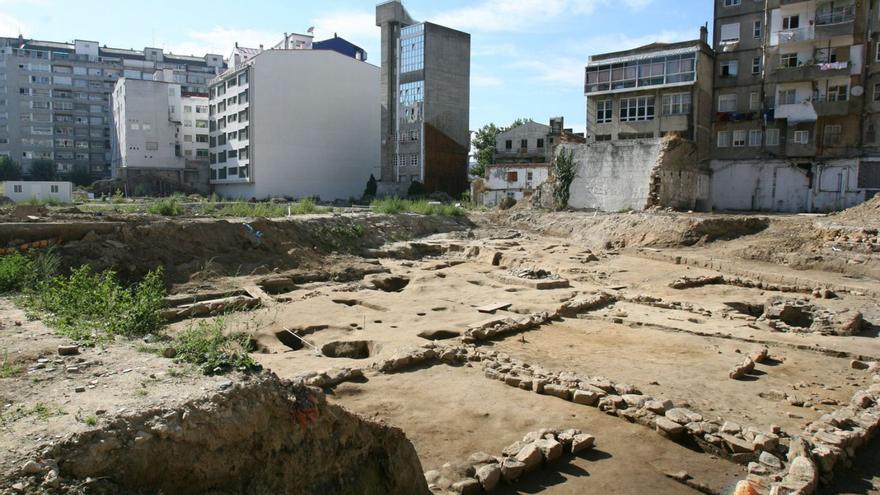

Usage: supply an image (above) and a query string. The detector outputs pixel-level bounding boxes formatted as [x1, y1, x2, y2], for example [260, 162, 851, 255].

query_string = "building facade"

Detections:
[0, 36, 224, 181]
[494, 121, 553, 165]
[207, 49, 379, 201]
[478, 163, 550, 207]
[585, 30, 716, 162]
[709, 0, 879, 211]
[110, 70, 210, 195]
[377, 0, 471, 197]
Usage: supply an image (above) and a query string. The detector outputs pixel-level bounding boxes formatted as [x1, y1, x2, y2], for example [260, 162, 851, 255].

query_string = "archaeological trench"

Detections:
[1, 199, 879, 495]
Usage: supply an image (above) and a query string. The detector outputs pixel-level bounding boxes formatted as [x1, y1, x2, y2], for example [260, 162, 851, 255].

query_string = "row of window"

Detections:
[502, 138, 545, 150]
[715, 126, 841, 148]
[19, 87, 110, 101]
[211, 72, 248, 99]
[717, 85, 848, 113]
[594, 93, 692, 124]
[210, 165, 249, 181]
[391, 154, 421, 168]
[585, 53, 697, 93]
[209, 146, 250, 165]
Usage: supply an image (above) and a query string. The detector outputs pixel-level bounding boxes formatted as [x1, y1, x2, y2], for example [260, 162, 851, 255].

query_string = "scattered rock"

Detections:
[515, 443, 543, 472]
[500, 459, 526, 482]
[851, 360, 870, 370]
[475, 464, 501, 492]
[570, 434, 595, 454]
[451, 478, 481, 495]
[57, 345, 80, 356]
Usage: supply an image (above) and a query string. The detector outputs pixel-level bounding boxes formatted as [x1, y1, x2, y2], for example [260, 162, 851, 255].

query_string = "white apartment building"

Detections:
[110, 70, 210, 193]
[207, 49, 379, 200]
[478, 163, 549, 207]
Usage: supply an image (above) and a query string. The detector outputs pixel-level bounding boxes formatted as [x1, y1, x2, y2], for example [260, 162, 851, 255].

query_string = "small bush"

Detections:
[205, 200, 328, 218]
[25, 266, 166, 344]
[111, 189, 125, 204]
[147, 198, 183, 216]
[1, 351, 22, 378]
[0, 250, 59, 294]
[172, 318, 261, 375]
[21, 197, 67, 207]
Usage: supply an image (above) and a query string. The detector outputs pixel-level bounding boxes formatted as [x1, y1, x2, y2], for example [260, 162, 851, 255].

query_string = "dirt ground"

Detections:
[1, 206, 879, 494]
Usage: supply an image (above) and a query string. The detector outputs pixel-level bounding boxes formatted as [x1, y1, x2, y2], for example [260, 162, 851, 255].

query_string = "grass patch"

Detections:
[24, 266, 166, 345]
[201, 199, 330, 218]
[370, 198, 465, 216]
[1, 351, 22, 378]
[21, 197, 69, 207]
[0, 402, 61, 425]
[172, 318, 261, 376]
[0, 250, 60, 294]
[146, 198, 183, 216]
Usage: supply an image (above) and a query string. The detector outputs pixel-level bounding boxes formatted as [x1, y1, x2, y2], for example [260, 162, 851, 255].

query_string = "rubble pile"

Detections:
[425, 428, 596, 494]
[760, 297, 864, 336]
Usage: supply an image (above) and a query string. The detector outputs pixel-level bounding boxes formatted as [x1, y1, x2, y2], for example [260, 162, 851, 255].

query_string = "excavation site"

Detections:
[1, 199, 879, 495]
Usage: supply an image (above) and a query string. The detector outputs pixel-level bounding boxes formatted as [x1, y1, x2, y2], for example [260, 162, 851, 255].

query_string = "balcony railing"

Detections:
[778, 27, 815, 44]
[815, 5, 855, 25]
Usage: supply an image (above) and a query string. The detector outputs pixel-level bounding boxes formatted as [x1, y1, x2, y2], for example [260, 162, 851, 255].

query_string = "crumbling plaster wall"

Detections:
[563, 137, 708, 212]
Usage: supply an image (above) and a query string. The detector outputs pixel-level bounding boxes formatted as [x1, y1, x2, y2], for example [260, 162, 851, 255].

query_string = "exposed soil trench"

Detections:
[2, 208, 880, 495]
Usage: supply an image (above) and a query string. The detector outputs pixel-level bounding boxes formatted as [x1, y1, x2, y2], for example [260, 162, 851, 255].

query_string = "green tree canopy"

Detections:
[29, 159, 57, 181]
[0, 156, 22, 181]
[69, 165, 93, 187]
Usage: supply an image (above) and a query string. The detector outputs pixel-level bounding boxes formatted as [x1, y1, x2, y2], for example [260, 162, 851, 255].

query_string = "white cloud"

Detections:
[472, 74, 503, 88]
[431, 0, 653, 33]
[161, 27, 282, 57]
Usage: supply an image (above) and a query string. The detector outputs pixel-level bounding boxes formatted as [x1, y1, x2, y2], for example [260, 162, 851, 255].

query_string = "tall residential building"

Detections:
[710, 0, 878, 211]
[584, 30, 716, 161]
[110, 70, 211, 195]
[376, 0, 471, 197]
[207, 48, 379, 200]
[0, 36, 224, 180]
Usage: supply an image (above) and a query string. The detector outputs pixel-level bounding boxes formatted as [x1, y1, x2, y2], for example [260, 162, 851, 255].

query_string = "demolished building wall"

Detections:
[709, 159, 868, 213]
[563, 136, 709, 212]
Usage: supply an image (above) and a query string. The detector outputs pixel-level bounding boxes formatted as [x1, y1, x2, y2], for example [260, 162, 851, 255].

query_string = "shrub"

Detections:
[553, 148, 577, 211]
[25, 266, 166, 344]
[0, 250, 58, 293]
[28, 159, 57, 181]
[363, 174, 378, 198]
[147, 198, 183, 216]
[0, 156, 22, 181]
[172, 318, 261, 375]
[407, 180, 426, 198]
[111, 189, 125, 204]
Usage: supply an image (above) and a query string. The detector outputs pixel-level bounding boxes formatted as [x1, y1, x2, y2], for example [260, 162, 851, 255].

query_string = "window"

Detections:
[782, 15, 800, 30]
[823, 125, 842, 146]
[778, 89, 797, 106]
[719, 94, 737, 112]
[748, 129, 762, 147]
[662, 93, 691, 115]
[183, 135, 193, 142]
[815, 48, 837, 64]
[753, 20, 762, 38]
[720, 23, 740, 43]
[527, 171, 534, 181]
[766, 128, 780, 146]
[717, 131, 732, 148]
[13, 184, 22, 193]
[520, 139, 528, 149]
[184, 105, 192, 113]
[733, 130, 747, 147]
[874, 83, 880, 102]
[50, 185, 59, 193]
[506, 171, 518, 182]
[723, 0, 741, 5]
[826, 85, 848, 102]
[752, 57, 761, 75]
[537, 138, 544, 148]
[238, 72, 248, 85]
[145, 142, 159, 151]
[619, 96, 655, 122]
[596, 99, 613, 124]
[780, 53, 799, 68]
[749, 92, 761, 111]
[793, 130, 810, 144]
[720, 60, 738, 77]
[400, 24, 425, 73]
[505, 140, 512, 150]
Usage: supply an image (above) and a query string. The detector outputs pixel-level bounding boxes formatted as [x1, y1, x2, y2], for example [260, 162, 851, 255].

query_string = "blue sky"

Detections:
[0, 0, 713, 133]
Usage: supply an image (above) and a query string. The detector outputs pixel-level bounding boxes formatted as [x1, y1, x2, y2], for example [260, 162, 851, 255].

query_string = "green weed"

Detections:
[0, 351, 22, 378]
[172, 318, 261, 376]
[370, 198, 464, 216]
[0, 250, 59, 294]
[147, 198, 183, 216]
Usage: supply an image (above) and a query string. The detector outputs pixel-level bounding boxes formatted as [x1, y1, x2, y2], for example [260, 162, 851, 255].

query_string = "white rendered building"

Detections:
[207, 49, 379, 200]
[0, 181, 72, 203]
[110, 70, 210, 193]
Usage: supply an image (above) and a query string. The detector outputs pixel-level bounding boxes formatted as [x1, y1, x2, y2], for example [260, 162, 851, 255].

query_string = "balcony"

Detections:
[771, 60, 850, 83]
[777, 27, 815, 45]
[812, 98, 849, 117]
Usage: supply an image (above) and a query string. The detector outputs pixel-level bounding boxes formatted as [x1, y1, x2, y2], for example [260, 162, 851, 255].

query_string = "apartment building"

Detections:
[110, 70, 210, 195]
[494, 121, 553, 165]
[0, 36, 225, 181]
[377, 0, 471, 197]
[709, 0, 878, 211]
[207, 49, 379, 200]
[585, 29, 716, 160]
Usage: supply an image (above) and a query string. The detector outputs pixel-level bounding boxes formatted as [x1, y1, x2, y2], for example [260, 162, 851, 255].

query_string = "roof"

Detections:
[487, 163, 550, 169]
[587, 44, 702, 67]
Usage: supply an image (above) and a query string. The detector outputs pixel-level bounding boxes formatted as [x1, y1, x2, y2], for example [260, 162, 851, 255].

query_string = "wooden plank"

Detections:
[477, 302, 513, 314]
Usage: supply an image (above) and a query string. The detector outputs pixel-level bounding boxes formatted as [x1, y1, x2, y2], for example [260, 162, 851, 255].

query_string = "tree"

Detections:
[68, 165, 93, 187]
[471, 118, 534, 179]
[0, 156, 22, 181]
[29, 159, 57, 181]
[363, 174, 378, 198]
[407, 180, 426, 198]
[553, 149, 577, 211]
[471, 123, 499, 179]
